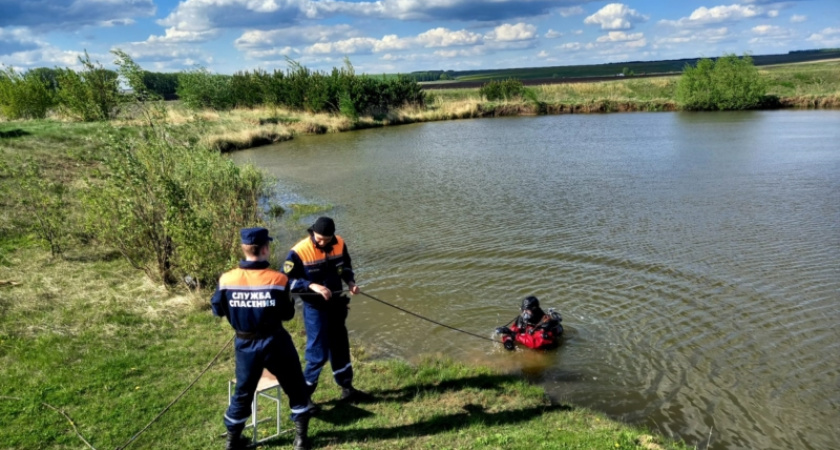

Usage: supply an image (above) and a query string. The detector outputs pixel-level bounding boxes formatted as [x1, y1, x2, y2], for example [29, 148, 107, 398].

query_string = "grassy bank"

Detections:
[0, 121, 692, 449]
[0, 247, 689, 450]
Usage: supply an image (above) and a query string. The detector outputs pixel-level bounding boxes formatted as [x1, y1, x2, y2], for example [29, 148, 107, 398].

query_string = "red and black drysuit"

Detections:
[501, 309, 564, 350]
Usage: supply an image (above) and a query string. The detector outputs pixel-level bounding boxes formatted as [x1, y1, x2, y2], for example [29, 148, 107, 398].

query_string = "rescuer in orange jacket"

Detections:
[211, 227, 313, 450]
[283, 217, 370, 405]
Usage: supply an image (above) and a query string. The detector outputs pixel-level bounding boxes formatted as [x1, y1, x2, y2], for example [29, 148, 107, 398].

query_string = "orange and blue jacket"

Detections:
[211, 260, 294, 333]
[283, 234, 355, 309]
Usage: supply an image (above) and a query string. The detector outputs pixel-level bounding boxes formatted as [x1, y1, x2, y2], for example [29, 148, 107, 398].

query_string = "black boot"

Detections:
[225, 429, 248, 450]
[293, 414, 311, 450]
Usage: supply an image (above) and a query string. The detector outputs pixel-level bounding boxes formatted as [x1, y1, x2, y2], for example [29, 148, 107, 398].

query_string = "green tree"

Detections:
[177, 68, 235, 110]
[677, 54, 766, 110]
[0, 66, 56, 119]
[55, 51, 121, 121]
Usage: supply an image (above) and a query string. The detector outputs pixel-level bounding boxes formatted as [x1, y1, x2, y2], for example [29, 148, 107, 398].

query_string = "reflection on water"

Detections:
[232, 110, 840, 450]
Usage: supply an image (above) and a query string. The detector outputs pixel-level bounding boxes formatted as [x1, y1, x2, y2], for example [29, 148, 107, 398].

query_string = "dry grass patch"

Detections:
[0, 247, 197, 340]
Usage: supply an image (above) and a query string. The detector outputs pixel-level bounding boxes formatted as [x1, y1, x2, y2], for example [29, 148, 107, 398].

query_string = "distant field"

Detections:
[416, 49, 840, 88]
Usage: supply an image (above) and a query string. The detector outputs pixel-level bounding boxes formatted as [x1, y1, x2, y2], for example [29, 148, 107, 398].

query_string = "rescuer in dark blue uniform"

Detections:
[211, 227, 313, 450]
[283, 217, 370, 405]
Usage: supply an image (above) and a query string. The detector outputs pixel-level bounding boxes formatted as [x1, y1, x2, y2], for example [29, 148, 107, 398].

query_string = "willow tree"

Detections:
[677, 54, 766, 111]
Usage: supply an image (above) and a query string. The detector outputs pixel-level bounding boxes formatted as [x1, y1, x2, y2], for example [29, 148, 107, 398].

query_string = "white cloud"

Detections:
[147, 27, 220, 44]
[596, 31, 643, 42]
[752, 25, 780, 35]
[537, 50, 549, 57]
[235, 25, 359, 50]
[485, 23, 537, 42]
[654, 27, 732, 46]
[748, 24, 795, 45]
[300, 26, 487, 56]
[306, 35, 411, 55]
[557, 42, 586, 52]
[558, 6, 584, 17]
[417, 27, 483, 47]
[545, 29, 563, 39]
[807, 27, 840, 47]
[433, 47, 486, 59]
[584, 3, 648, 30]
[790, 15, 806, 23]
[660, 4, 768, 27]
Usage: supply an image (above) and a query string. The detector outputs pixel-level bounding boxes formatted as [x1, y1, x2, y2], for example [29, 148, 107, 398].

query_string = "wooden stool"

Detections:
[228, 370, 283, 446]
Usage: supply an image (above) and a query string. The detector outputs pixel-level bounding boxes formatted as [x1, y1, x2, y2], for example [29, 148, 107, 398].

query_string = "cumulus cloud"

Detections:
[558, 6, 584, 17]
[0, 0, 155, 31]
[790, 14, 807, 23]
[654, 27, 732, 46]
[748, 24, 795, 45]
[320, 0, 592, 22]
[147, 27, 221, 44]
[596, 31, 644, 42]
[584, 3, 648, 30]
[557, 41, 587, 52]
[807, 27, 840, 47]
[433, 47, 486, 59]
[235, 25, 360, 50]
[0, 27, 40, 56]
[300, 26, 487, 57]
[117, 39, 214, 66]
[659, 4, 772, 27]
[545, 29, 563, 39]
[417, 27, 483, 47]
[485, 23, 537, 42]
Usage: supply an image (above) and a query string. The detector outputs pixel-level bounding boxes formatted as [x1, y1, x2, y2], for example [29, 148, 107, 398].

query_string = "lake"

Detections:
[231, 110, 840, 449]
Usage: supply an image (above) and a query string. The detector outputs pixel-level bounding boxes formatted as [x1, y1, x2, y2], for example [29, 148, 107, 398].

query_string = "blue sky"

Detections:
[1, 0, 839, 74]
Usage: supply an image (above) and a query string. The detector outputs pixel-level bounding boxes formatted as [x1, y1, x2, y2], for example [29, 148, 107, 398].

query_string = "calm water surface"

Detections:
[231, 111, 840, 450]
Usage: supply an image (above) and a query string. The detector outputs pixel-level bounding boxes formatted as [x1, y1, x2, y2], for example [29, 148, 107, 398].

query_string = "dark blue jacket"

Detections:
[211, 260, 294, 333]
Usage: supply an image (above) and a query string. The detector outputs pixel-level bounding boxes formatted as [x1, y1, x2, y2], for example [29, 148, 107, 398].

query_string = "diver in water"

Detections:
[496, 296, 563, 350]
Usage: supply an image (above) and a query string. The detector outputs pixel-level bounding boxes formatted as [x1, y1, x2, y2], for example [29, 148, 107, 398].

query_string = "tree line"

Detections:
[176, 59, 425, 117]
[0, 51, 425, 121]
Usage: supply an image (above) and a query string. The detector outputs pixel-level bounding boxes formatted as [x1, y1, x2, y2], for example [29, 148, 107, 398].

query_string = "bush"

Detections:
[174, 59, 425, 116]
[83, 123, 266, 288]
[677, 54, 767, 110]
[0, 66, 56, 119]
[480, 79, 525, 101]
[55, 51, 122, 121]
[4, 158, 69, 257]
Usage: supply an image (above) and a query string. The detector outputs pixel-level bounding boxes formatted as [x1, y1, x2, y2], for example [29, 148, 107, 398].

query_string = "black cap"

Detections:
[308, 216, 336, 236]
[240, 227, 273, 245]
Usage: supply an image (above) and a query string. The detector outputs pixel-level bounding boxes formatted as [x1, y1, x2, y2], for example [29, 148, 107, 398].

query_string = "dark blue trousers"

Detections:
[224, 331, 310, 433]
[302, 301, 353, 394]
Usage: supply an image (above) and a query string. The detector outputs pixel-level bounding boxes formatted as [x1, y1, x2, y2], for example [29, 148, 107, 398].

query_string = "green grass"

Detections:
[762, 60, 840, 97]
[0, 245, 689, 450]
